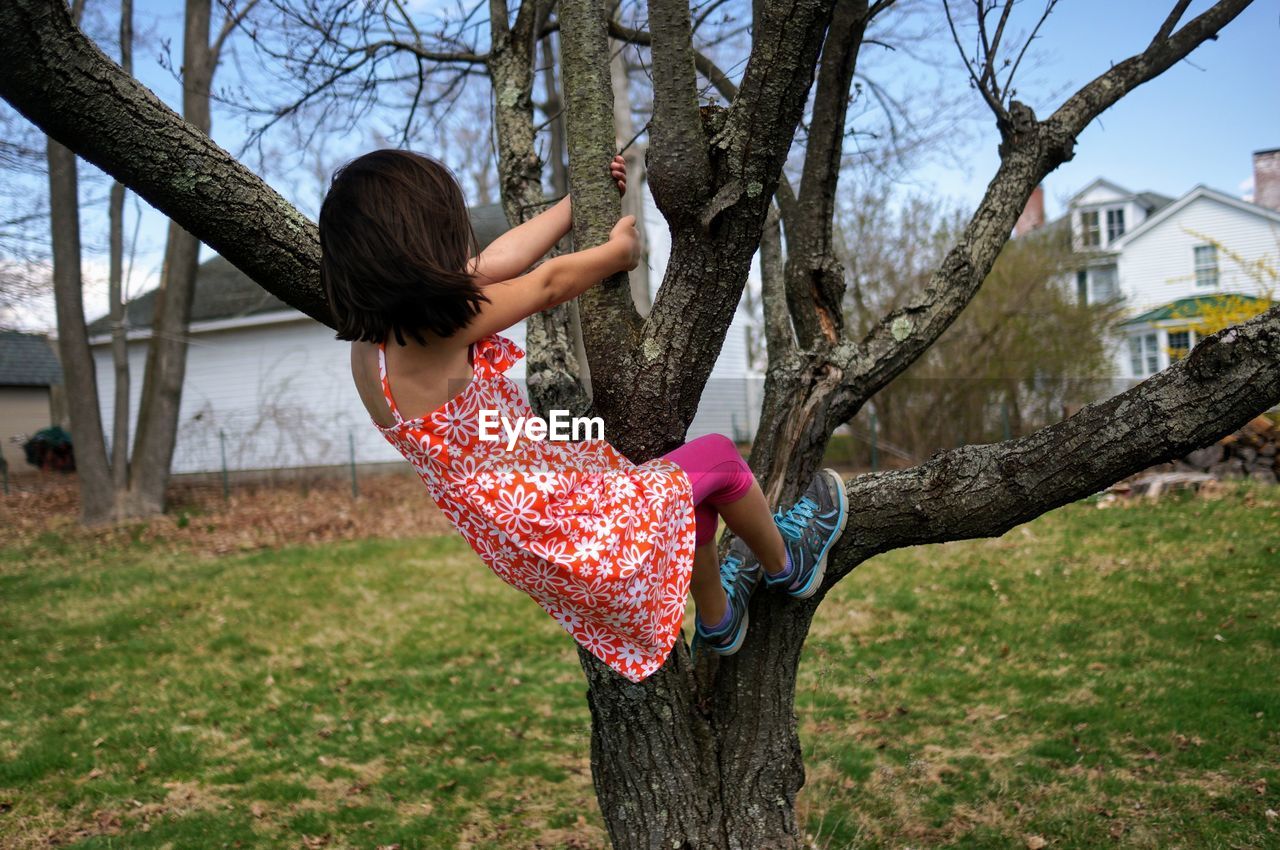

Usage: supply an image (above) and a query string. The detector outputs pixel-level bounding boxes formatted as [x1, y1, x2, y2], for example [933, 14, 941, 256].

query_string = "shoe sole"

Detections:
[698, 604, 749, 656]
[789, 468, 848, 600]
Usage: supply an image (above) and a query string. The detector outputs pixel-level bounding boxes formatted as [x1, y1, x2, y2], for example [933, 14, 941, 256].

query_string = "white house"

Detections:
[87, 202, 764, 476]
[1057, 149, 1279, 393]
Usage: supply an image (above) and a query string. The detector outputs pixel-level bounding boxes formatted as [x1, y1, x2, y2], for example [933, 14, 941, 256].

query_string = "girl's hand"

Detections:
[608, 215, 641, 271]
[610, 154, 627, 195]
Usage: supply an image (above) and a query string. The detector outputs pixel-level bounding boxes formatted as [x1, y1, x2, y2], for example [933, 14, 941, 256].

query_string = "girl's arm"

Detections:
[456, 215, 640, 344]
[468, 155, 628, 282]
[469, 196, 572, 284]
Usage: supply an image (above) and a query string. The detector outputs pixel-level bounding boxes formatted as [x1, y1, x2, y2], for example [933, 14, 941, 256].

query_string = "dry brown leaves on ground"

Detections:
[0, 471, 452, 554]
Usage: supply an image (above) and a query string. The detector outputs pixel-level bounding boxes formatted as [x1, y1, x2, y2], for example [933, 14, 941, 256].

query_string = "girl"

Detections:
[319, 148, 848, 683]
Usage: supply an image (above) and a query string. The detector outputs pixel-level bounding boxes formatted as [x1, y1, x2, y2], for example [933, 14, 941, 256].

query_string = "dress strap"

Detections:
[376, 340, 405, 425]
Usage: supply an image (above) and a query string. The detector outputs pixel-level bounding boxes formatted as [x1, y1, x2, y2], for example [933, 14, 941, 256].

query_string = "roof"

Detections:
[1135, 191, 1175, 213]
[1068, 178, 1133, 204]
[87, 202, 512, 335]
[0, 329, 61, 386]
[1111, 184, 1280, 249]
[1118, 293, 1268, 326]
[1068, 178, 1174, 213]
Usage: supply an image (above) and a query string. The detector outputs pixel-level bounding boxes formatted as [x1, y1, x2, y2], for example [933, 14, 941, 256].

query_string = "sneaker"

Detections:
[763, 468, 848, 599]
[693, 538, 763, 656]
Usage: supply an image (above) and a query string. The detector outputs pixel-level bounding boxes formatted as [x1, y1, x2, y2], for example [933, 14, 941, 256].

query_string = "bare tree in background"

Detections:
[838, 185, 1127, 459]
[35, 0, 257, 523]
[3, 0, 1275, 845]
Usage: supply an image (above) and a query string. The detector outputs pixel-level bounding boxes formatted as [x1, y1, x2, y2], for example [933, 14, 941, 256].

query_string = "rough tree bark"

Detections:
[2, 0, 1271, 846]
[487, 0, 593, 417]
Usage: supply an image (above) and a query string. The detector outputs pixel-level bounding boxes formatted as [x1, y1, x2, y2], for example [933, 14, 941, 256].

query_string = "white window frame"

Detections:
[1194, 244, 1219, 288]
[1105, 207, 1125, 243]
[1079, 209, 1101, 248]
[1127, 331, 1160, 378]
[1091, 265, 1119, 303]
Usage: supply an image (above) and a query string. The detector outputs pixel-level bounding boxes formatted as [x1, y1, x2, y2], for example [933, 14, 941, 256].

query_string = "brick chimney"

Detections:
[1254, 149, 1280, 211]
[1015, 184, 1045, 236]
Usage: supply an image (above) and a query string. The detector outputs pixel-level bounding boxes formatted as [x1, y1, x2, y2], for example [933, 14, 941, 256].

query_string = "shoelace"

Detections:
[774, 496, 818, 539]
[719, 552, 745, 596]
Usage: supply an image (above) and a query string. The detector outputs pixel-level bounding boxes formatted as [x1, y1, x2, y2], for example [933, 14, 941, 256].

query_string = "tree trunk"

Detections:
[488, 1, 592, 417]
[46, 138, 114, 523]
[43, 0, 114, 525]
[121, 0, 213, 517]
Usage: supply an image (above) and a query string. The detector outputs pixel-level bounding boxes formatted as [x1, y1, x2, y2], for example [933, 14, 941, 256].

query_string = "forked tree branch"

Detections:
[783, 0, 873, 348]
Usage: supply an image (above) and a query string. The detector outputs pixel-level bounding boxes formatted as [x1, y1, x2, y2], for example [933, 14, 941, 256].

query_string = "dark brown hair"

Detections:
[319, 149, 487, 346]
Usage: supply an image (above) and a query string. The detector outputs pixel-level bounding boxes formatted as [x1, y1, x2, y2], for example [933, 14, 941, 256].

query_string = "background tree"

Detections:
[841, 193, 1126, 459]
[2, 0, 1276, 846]
[37, 0, 258, 523]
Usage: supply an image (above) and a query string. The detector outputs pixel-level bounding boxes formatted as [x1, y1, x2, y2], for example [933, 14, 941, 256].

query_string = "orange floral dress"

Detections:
[373, 332, 697, 682]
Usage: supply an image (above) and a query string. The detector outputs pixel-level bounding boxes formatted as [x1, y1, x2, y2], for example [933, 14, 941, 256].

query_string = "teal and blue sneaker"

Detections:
[693, 539, 763, 656]
[763, 468, 848, 599]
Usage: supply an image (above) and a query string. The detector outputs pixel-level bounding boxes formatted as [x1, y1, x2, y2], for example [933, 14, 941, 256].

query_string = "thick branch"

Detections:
[784, 0, 870, 347]
[0, 0, 330, 325]
[644, 0, 713, 222]
[827, 304, 1280, 583]
[557, 0, 644, 399]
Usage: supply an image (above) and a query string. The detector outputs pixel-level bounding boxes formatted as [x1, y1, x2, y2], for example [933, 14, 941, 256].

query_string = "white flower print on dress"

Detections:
[573, 537, 605, 563]
[528, 467, 558, 494]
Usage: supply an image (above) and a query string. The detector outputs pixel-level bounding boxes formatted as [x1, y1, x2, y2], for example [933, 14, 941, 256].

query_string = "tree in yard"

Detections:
[3, 0, 1277, 846]
[39, 0, 258, 524]
[841, 195, 1128, 458]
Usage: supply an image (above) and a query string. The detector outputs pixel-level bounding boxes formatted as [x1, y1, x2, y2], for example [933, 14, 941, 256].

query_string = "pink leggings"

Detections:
[659, 433, 756, 547]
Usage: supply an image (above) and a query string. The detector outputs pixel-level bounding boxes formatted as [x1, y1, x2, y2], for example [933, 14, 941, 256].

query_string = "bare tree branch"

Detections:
[782, 0, 872, 348]
[557, 0, 645, 415]
[830, 0, 1255, 430]
[0, 0, 331, 324]
[827, 303, 1280, 584]
[1152, 0, 1194, 45]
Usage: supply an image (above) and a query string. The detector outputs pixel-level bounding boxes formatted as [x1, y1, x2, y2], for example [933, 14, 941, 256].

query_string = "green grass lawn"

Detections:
[1, 483, 1277, 849]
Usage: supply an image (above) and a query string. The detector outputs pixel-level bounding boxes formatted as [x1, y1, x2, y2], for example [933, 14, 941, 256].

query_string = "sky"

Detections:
[4, 0, 1277, 330]
[908, 1, 1280, 217]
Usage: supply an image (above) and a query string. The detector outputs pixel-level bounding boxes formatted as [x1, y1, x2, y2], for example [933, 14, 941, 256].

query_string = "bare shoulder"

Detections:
[350, 340, 394, 427]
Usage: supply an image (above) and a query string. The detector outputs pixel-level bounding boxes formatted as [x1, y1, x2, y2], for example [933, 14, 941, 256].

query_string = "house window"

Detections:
[1194, 244, 1218, 287]
[1092, 265, 1119, 302]
[1167, 330, 1192, 361]
[1076, 270, 1088, 304]
[1080, 210, 1100, 247]
[1106, 207, 1125, 242]
[1127, 332, 1160, 377]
